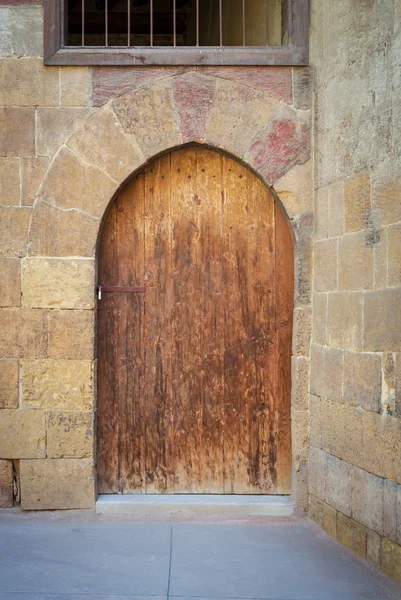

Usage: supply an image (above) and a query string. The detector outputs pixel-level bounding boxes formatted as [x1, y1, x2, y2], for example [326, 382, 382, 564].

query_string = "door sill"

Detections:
[96, 494, 295, 517]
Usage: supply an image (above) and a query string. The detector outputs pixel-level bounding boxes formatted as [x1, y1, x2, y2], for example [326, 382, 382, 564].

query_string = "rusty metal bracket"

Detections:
[96, 285, 146, 300]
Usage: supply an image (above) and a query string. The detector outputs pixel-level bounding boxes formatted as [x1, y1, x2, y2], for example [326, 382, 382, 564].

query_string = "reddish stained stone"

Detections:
[0, 0, 41, 4]
[92, 67, 189, 106]
[248, 118, 310, 184]
[173, 74, 216, 142]
[201, 66, 293, 104]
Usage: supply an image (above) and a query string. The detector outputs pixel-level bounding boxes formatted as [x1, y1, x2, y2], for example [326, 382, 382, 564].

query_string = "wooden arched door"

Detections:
[97, 146, 293, 495]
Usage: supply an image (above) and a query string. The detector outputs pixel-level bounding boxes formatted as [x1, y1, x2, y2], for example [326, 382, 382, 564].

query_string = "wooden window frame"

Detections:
[44, 0, 309, 66]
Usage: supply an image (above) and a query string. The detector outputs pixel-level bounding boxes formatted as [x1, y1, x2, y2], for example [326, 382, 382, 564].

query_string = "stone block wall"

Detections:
[0, 1, 312, 512]
[310, 0, 401, 584]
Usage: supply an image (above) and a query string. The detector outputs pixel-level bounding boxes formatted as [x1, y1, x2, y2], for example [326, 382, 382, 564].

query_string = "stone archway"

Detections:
[27, 72, 312, 509]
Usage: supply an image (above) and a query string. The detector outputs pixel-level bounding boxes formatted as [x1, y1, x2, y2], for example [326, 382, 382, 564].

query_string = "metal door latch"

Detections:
[96, 284, 146, 300]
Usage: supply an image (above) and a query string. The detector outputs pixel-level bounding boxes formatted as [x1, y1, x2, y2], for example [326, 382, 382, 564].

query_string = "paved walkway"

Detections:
[0, 517, 400, 600]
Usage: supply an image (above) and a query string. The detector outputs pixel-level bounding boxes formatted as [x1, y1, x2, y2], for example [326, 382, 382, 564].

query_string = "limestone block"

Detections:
[22, 258, 95, 310]
[293, 212, 313, 307]
[67, 105, 145, 183]
[291, 357, 309, 411]
[0, 207, 30, 258]
[337, 513, 367, 559]
[381, 538, 401, 584]
[344, 173, 371, 233]
[314, 188, 329, 240]
[0, 460, 13, 508]
[36, 108, 94, 158]
[60, 67, 92, 107]
[327, 292, 363, 351]
[113, 79, 182, 158]
[320, 399, 364, 468]
[0, 59, 58, 107]
[352, 467, 384, 534]
[206, 78, 277, 159]
[314, 238, 338, 292]
[0, 259, 21, 307]
[343, 351, 381, 413]
[274, 161, 313, 219]
[339, 232, 374, 290]
[373, 178, 401, 226]
[310, 344, 342, 401]
[381, 353, 397, 417]
[309, 447, 327, 500]
[21, 158, 50, 206]
[21, 360, 94, 411]
[245, 107, 310, 185]
[326, 454, 353, 517]
[37, 147, 116, 220]
[309, 394, 322, 449]
[374, 230, 388, 289]
[312, 293, 327, 346]
[20, 458, 95, 510]
[383, 479, 398, 544]
[28, 202, 99, 258]
[292, 307, 312, 357]
[0, 308, 48, 359]
[0, 6, 43, 57]
[46, 412, 94, 459]
[364, 289, 401, 352]
[366, 530, 381, 569]
[49, 310, 94, 360]
[388, 224, 401, 287]
[0, 410, 45, 459]
[328, 182, 344, 237]
[173, 73, 216, 143]
[0, 158, 20, 206]
[202, 67, 293, 103]
[309, 495, 337, 538]
[0, 360, 19, 409]
[293, 67, 311, 110]
[0, 108, 35, 157]
[291, 410, 309, 473]
[362, 411, 401, 484]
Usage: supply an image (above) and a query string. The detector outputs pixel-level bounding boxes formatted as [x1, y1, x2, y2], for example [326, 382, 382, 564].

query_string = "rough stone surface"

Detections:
[314, 238, 338, 292]
[206, 78, 276, 159]
[37, 147, 116, 219]
[46, 412, 94, 459]
[0, 108, 35, 157]
[364, 289, 401, 352]
[308, 447, 327, 500]
[327, 182, 344, 237]
[29, 201, 100, 258]
[314, 188, 328, 240]
[0, 258, 20, 307]
[49, 310, 94, 360]
[274, 161, 312, 219]
[338, 232, 374, 290]
[309, 495, 337, 538]
[310, 345, 342, 401]
[381, 538, 401, 585]
[320, 399, 364, 469]
[60, 67, 92, 107]
[388, 224, 401, 287]
[0, 5, 42, 57]
[21, 157, 50, 206]
[36, 108, 94, 158]
[22, 258, 95, 309]
[21, 360, 94, 411]
[66, 105, 145, 183]
[366, 530, 381, 569]
[0, 308, 47, 359]
[327, 292, 363, 351]
[361, 411, 401, 485]
[336, 513, 367, 560]
[351, 468, 384, 535]
[326, 454, 352, 517]
[0, 158, 20, 206]
[113, 79, 182, 158]
[343, 351, 381, 413]
[0, 59, 58, 107]
[291, 357, 309, 411]
[0, 207, 30, 258]
[311, 293, 327, 346]
[20, 458, 95, 510]
[0, 459, 13, 508]
[344, 173, 371, 233]
[0, 410, 45, 459]
[0, 360, 19, 409]
[292, 307, 312, 358]
[203, 67, 293, 103]
[173, 73, 216, 143]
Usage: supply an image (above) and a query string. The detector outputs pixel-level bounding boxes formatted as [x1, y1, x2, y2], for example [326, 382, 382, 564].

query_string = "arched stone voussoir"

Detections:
[66, 104, 145, 184]
[112, 77, 183, 159]
[35, 146, 117, 220]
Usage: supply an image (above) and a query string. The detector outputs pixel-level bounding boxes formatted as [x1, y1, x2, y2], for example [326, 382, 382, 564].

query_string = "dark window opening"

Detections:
[65, 0, 289, 48]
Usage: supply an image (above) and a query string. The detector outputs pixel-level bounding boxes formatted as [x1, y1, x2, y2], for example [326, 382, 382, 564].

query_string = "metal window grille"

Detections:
[44, 0, 309, 66]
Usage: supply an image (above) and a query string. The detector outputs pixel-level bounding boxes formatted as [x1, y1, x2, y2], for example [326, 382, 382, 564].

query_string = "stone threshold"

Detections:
[96, 494, 295, 517]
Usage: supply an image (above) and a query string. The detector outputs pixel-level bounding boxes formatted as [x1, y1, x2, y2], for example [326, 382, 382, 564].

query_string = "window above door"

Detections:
[44, 0, 309, 66]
